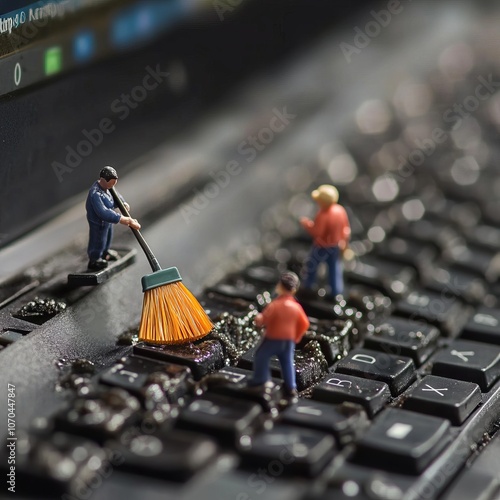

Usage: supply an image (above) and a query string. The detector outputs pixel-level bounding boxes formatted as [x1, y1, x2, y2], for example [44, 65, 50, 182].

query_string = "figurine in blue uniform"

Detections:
[86, 166, 140, 270]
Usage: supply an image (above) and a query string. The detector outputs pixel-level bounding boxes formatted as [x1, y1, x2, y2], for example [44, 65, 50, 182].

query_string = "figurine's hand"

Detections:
[300, 217, 312, 228]
[128, 218, 141, 230]
[120, 216, 141, 230]
[124, 202, 130, 211]
[254, 313, 264, 327]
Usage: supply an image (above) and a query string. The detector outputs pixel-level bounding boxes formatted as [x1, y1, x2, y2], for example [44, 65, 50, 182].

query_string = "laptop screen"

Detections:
[0, 0, 207, 97]
[0, 0, 369, 249]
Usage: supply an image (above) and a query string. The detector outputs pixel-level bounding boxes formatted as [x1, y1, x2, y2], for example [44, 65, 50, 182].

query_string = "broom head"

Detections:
[138, 267, 213, 345]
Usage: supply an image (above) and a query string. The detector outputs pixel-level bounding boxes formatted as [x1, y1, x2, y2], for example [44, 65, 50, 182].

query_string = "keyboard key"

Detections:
[240, 425, 336, 477]
[296, 293, 340, 320]
[300, 319, 355, 365]
[465, 224, 500, 252]
[182, 469, 308, 500]
[199, 293, 253, 318]
[238, 344, 282, 376]
[243, 265, 280, 285]
[296, 339, 331, 389]
[238, 342, 328, 391]
[206, 281, 261, 302]
[100, 358, 154, 393]
[281, 400, 368, 447]
[461, 307, 500, 345]
[426, 265, 488, 305]
[325, 465, 409, 500]
[353, 408, 451, 474]
[395, 289, 470, 337]
[176, 393, 262, 444]
[90, 473, 181, 500]
[0, 329, 27, 346]
[345, 256, 416, 298]
[203, 366, 282, 412]
[108, 430, 218, 481]
[346, 285, 392, 318]
[143, 363, 193, 404]
[431, 340, 500, 391]
[100, 356, 192, 404]
[425, 198, 480, 231]
[445, 242, 500, 282]
[365, 317, 439, 366]
[13, 432, 109, 496]
[403, 375, 481, 425]
[375, 236, 438, 282]
[134, 340, 224, 380]
[54, 388, 141, 442]
[394, 217, 459, 252]
[335, 348, 416, 396]
[312, 373, 391, 418]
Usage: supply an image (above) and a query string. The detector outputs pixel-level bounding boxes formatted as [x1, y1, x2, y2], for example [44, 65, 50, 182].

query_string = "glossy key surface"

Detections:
[403, 375, 481, 425]
[353, 408, 451, 474]
[431, 340, 500, 391]
[335, 348, 416, 396]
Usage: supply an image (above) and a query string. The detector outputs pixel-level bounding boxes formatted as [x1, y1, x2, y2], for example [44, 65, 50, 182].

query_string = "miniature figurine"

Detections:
[300, 184, 351, 296]
[86, 166, 140, 270]
[249, 271, 310, 401]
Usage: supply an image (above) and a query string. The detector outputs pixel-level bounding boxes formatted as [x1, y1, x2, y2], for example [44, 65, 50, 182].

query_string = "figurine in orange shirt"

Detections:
[300, 184, 351, 296]
[249, 272, 310, 401]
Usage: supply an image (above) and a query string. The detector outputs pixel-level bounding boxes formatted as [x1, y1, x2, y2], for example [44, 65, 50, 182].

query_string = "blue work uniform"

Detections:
[86, 181, 122, 262]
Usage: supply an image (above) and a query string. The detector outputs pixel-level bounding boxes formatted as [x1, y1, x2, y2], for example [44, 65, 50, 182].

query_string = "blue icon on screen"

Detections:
[74, 31, 96, 63]
[111, 0, 186, 49]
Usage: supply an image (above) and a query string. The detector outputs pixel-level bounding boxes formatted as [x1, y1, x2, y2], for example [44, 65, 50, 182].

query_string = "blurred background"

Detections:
[1, 0, 500, 281]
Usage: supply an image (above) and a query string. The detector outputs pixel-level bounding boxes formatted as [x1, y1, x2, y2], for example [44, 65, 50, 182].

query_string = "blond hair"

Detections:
[311, 185, 339, 205]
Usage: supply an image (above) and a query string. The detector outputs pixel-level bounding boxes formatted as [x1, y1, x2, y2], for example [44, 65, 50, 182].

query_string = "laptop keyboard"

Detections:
[3, 12, 500, 500]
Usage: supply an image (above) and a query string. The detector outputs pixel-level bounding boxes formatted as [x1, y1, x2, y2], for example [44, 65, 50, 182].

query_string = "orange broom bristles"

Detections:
[138, 281, 213, 345]
[109, 187, 213, 345]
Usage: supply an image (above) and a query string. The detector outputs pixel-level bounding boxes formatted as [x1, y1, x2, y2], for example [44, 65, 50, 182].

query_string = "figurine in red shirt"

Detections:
[300, 184, 351, 296]
[249, 272, 310, 401]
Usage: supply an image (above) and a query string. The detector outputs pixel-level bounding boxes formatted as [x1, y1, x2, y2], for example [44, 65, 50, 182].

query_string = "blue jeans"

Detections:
[87, 221, 113, 261]
[303, 245, 343, 296]
[250, 338, 296, 391]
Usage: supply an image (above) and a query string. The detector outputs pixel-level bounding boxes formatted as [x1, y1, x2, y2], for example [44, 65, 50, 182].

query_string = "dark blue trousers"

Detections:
[303, 245, 343, 295]
[250, 338, 296, 391]
[87, 221, 113, 261]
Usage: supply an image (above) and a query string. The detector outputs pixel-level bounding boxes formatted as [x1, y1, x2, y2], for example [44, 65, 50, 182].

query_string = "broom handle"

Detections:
[110, 187, 162, 273]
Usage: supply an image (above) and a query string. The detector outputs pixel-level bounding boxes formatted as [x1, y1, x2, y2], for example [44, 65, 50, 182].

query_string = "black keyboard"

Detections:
[2, 5, 500, 500]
